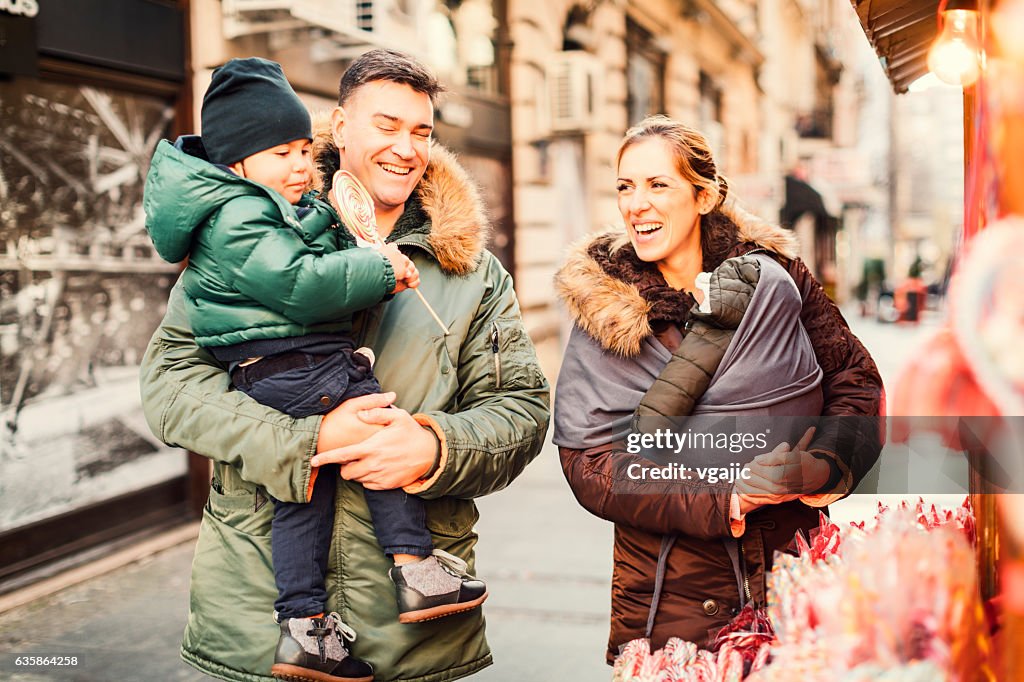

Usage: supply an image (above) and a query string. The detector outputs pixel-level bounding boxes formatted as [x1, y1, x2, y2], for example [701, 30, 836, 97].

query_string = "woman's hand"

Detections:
[734, 427, 826, 509]
[316, 392, 397, 454]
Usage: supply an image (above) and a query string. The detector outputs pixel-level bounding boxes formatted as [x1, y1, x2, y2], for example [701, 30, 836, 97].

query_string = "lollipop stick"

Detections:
[412, 287, 450, 335]
[332, 170, 450, 335]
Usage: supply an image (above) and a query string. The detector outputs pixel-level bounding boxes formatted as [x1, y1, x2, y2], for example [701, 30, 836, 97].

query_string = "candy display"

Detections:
[612, 499, 992, 681]
[708, 604, 775, 668]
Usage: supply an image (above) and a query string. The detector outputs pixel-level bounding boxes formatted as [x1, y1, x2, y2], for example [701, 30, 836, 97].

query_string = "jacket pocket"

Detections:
[206, 482, 274, 537]
[424, 497, 480, 539]
[489, 317, 544, 390]
[184, 497, 278, 674]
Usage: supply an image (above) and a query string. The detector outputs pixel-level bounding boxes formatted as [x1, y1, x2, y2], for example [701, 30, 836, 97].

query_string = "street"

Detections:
[0, 307, 963, 681]
[830, 307, 967, 524]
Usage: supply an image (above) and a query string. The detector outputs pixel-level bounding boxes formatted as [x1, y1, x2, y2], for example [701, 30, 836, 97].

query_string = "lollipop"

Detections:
[332, 170, 381, 247]
[331, 170, 450, 335]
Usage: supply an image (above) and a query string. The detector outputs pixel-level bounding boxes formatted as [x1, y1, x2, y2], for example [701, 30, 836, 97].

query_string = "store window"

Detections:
[626, 19, 666, 126]
[0, 77, 179, 535]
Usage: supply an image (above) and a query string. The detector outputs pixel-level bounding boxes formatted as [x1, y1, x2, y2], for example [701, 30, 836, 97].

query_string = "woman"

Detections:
[553, 116, 882, 662]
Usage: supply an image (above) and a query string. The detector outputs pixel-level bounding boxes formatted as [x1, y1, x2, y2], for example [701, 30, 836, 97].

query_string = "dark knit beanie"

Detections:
[201, 57, 312, 165]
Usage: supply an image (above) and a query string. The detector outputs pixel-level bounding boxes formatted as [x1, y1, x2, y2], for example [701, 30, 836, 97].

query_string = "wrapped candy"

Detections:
[612, 638, 757, 682]
[792, 512, 843, 562]
[708, 603, 774, 667]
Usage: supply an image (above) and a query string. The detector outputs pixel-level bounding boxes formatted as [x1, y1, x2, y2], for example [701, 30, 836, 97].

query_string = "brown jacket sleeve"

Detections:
[558, 443, 736, 539]
[787, 258, 884, 487]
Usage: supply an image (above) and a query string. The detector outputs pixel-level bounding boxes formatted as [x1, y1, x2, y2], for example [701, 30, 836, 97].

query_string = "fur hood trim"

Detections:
[554, 202, 799, 357]
[311, 111, 490, 275]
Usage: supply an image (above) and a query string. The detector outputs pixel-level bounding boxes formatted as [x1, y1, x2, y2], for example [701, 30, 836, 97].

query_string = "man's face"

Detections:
[332, 80, 433, 223]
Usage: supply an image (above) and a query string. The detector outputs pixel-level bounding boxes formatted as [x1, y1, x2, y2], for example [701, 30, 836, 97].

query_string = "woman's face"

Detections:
[616, 138, 708, 267]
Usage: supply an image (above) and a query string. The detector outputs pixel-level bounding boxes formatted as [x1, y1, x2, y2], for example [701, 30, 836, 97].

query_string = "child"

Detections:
[143, 58, 486, 682]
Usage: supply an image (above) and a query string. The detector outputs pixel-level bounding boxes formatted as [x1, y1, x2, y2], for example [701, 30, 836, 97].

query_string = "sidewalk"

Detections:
[0, 534, 205, 681]
[471, 444, 613, 681]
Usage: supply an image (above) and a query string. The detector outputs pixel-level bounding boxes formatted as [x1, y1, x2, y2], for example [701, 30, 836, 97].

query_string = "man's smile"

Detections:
[379, 162, 412, 175]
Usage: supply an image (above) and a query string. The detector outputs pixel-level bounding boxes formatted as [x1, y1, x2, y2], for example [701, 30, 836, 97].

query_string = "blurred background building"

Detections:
[0, 0, 963, 589]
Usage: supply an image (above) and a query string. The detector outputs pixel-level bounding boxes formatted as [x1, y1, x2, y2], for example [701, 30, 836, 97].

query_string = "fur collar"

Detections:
[554, 203, 799, 357]
[311, 112, 489, 275]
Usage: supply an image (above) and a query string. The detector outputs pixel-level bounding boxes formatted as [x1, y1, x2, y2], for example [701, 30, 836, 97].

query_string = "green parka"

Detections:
[139, 142, 550, 682]
[144, 136, 396, 349]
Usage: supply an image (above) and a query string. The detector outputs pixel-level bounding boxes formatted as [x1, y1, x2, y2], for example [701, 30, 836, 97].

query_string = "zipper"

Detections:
[391, 236, 431, 254]
[739, 538, 752, 604]
[490, 321, 501, 389]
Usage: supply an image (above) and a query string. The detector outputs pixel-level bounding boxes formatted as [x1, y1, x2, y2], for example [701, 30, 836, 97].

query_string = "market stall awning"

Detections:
[850, 0, 941, 93]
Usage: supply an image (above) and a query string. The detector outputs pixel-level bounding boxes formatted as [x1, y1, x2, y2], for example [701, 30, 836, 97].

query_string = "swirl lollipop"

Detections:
[333, 170, 381, 247]
[330, 170, 450, 335]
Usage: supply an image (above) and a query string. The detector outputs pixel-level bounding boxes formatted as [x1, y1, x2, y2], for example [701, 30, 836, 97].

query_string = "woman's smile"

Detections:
[632, 221, 664, 240]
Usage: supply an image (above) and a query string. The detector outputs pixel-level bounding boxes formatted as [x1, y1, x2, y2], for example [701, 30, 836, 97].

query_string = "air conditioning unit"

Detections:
[548, 52, 602, 133]
[289, 0, 397, 36]
[222, 0, 304, 39]
[226, 0, 425, 54]
[290, 0, 358, 34]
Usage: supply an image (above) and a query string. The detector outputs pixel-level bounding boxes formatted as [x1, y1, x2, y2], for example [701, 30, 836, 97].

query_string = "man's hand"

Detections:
[734, 427, 825, 511]
[311, 405, 438, 490]
[316, 392, 396, 454]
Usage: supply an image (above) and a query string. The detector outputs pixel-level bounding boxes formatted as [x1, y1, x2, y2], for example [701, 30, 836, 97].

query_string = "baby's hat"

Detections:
[201, 57, 311, 165]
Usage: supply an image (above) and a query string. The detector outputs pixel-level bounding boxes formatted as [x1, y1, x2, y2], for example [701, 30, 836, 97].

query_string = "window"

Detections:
[626, 20, 665, 126]
[699, 70, 726, 159]
[0, 77, 180, 535]
[698, 70, 723, 127]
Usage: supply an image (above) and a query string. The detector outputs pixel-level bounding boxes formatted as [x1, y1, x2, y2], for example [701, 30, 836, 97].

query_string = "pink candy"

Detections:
[612, 497, 990, 681]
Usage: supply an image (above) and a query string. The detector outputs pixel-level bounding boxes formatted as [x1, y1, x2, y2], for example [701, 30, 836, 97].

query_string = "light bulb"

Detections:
[927, 8, 981, 87]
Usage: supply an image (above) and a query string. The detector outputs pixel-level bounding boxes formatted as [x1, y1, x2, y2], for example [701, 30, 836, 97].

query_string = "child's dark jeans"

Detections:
[231, 344, 433, 620]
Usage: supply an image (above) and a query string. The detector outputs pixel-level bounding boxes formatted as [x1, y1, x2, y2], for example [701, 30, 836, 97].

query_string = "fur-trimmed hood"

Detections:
[311, 112, 490, 276]
[554, 203, 799, 357]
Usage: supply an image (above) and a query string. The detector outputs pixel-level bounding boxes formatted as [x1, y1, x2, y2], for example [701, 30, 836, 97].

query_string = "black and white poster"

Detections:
[0, 78, 183, 532]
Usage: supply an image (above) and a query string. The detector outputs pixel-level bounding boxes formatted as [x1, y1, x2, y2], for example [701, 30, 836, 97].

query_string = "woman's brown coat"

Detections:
[553, 206, 883, 662]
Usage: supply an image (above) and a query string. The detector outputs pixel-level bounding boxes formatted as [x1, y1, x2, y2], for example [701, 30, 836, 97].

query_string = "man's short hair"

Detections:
[339, 49, 444, 106]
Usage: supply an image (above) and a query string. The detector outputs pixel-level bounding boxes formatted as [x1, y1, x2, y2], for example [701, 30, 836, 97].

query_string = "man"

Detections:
[139, 49, 550, 682]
